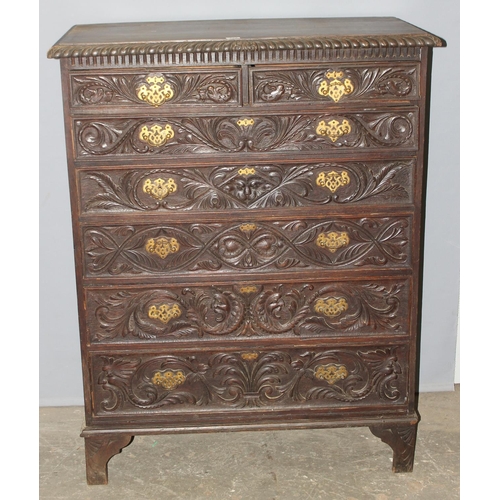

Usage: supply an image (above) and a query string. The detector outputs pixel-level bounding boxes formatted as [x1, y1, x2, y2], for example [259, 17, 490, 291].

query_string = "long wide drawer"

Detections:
[90, 343, 410, 418]
[78, 159, 415, 215]
[85, 277, 410, 344]
[73, 109, 418, 160]
[82, 215, 411, 278]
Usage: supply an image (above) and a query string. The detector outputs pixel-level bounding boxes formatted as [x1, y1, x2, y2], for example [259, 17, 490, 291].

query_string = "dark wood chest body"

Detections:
[48, 17, 444, 485]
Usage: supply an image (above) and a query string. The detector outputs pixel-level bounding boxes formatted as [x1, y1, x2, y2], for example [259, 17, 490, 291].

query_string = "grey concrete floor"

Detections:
[40, 386, 459, 499]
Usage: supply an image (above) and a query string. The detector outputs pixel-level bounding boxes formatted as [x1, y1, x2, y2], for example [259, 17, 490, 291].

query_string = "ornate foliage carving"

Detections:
[74, 111, 416, 158]
[253, 65, 418, 103]
[81, 161, 412, 213]
[71, 71, 239, 106]
[83, 217, 409, 276]
[88, 280, 408, 341]
[94, 347, 407, 413]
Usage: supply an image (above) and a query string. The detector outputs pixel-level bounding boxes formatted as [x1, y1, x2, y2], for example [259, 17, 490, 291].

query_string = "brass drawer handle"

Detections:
[143, 178, 177, 201]
[314, 297, 348, 317]
[145, 237, 180, 259]
[316, 119, 351, 143]
[136, 74, 174, 106]
[139, 123, 175, 147]
[318, 70, 354, 102]
[315, 231, 350, 253]
[148, 303, 182, 324]
[151, 370, 186, 390]
[316, 170, 350, 193]
[314, 364, 349, 385]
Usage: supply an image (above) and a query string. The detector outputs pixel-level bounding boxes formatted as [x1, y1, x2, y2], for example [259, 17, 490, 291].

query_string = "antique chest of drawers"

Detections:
[48, 17, 444, 484]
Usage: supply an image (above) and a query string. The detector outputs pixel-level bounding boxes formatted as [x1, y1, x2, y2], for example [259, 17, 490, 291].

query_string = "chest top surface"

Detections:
[47, 17, 444, 59]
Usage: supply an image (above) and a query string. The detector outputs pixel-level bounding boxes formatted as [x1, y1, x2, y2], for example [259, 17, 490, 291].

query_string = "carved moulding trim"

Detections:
[48, 34, 443, 65]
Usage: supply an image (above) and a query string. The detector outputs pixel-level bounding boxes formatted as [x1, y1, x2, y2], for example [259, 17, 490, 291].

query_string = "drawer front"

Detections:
[251, 63, 419, 105]
[79, 159, 414, 214]
[85, 278, 410, 344]
[73, 110, 417, 159]
[70, 68, 241, 108]
[82, 216, 411, 278]
[91, 344, 409, 417]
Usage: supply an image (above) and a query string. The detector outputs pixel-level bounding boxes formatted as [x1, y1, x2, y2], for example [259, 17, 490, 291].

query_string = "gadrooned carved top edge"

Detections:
[47, 35, 444, 59]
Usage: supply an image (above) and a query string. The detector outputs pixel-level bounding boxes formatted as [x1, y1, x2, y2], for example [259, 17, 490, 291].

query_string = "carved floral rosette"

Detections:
[93, 346, 407, 414]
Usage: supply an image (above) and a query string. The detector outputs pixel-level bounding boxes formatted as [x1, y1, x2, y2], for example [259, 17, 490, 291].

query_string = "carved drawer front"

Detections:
[69, 68, 241, 108]
[82, 216, 411, 278]
[79, 159, 415, 214]
[73, 110, 417, 160]
[85, 278, 410, 344]
[250, 63, 419, 105]
[91, 344, 409, 417]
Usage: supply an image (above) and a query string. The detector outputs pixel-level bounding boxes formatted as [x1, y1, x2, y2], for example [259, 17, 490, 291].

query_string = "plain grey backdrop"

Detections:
[39, 0, 459, 406]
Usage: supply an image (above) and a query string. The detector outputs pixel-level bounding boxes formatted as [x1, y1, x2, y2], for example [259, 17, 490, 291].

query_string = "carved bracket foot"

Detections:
[369, 423, 417, 472]
[84, 434, 133, 485]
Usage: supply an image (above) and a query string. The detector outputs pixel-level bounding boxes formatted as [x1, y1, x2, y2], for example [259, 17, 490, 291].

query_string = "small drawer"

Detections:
[85, 277, 410, 344]
[90, 343, 409, 417]
[82, 216, 411, 278]
[69, 67, 242, 108]
[250, 63, 419, 106]
[79, 159, 415, 215]
[73, 109, 418, 160]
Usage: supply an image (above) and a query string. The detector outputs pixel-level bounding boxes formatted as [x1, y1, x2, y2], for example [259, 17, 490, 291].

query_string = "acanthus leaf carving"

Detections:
[90, 280, 407, 342]
[82, 161, 411, 214]
[75, 112, 416, 158]
[253, 66, 417, 103]
[83, 217, 409, 277]
[94, 347, 406, 412]
[72, 72, 238, 106]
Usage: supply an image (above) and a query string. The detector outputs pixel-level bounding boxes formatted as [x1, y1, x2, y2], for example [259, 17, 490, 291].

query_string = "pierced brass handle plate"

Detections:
[143, 178, 177, 201]
[145, 237, 180, 259]
[318, 71, 354, 102]
[316, 170, 350, 194]
[148, 304, 182, 324]
[316, 119, 351, 143]
[151, 370, 186, 390]
[316, 231, 350, 253]
[314, 364, 349, 385]
[139, 124, 175, 147]
[314, 297, 348, 317]
[136, 74, 174, 106]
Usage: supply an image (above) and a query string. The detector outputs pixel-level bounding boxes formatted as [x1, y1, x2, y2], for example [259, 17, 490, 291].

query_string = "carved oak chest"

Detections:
[48, 17, 444, 484]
